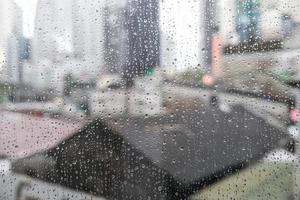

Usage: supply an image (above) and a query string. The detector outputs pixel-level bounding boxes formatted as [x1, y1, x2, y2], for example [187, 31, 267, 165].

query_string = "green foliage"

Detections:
[0, 82, 13, 103]
[177, 68, 205, 82]
[191, 161, 294, 200]
[271, 71, 294, 83]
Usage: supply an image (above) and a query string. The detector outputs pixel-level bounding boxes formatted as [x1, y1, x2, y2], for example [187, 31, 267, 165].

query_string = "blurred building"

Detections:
[260, 0, 300, 41]
[125, 0, 160, 78]
[217, 0, 300, 46]
[103, 0, 161, 81]
[0, 0, 23, 83]
[72, 0, 105, 69]
[33, 0, 83, 62]
[160, 0, 206, 73]
[103, 0, 128, 74]
[29, 0, 162, 91]
[28, 0, 106, 91]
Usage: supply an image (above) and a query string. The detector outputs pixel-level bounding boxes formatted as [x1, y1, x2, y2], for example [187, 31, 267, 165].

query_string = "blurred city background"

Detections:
[0, 0, 300, 199]
[0, 0, 299, 99]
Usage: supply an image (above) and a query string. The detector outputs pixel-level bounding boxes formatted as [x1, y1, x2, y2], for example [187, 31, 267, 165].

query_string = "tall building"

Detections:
[72, 0, 105, 67]
[0, 0, 23, 83]
[33, 0, 73, 63]
[33, 0, 105, 67]
[103, 0, 128, 74]
[102, 0, 161, 78]
[125, 0, 160, 78]
[31, 0, 161, 88]
[159, 0, 205, 72]
[29, 0, 106, 91]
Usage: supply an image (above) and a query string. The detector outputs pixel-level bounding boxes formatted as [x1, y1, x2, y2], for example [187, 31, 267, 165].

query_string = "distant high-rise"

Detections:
[125, 0, 160, 78]
[103, 0, 128, 74]
[0, 0, 22, 53]
[72, 0, 105, 65]
[104, 0, 160, 78]
[159, 0, 204, 72]
[33, 0, 105, 64]
[33, 0, 74, 63]
[0, 0, 23, 83]
[29, 0, 106, 90]
[31, 0, 161, 88]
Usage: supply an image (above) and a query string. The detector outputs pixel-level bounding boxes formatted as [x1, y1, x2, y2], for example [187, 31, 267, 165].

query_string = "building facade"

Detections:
[30, 0, 162, 90]
[28, 0, 106, 91]
[159, 0, 205, 73]
[217, 0, 300, 46]
[0, 0, 23, 83]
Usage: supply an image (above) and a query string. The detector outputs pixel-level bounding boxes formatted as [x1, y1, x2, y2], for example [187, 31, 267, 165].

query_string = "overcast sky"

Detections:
[14, 0, 38, 37]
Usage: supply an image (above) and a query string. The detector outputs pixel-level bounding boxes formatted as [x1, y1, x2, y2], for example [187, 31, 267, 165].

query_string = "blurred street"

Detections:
[0, 83, 295, 199]
[0, 82, 292, 159]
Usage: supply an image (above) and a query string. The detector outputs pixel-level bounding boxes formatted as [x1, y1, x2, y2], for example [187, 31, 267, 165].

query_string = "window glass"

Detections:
[0, 0, 299, 199]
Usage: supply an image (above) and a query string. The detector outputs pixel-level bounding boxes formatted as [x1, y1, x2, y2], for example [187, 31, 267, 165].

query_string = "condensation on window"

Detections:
[0, 0, 300, 199]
